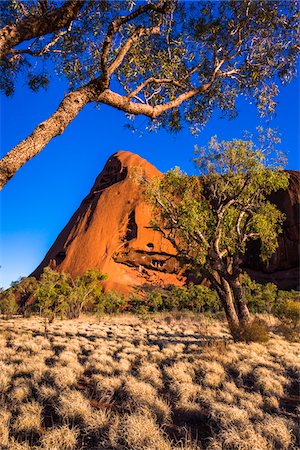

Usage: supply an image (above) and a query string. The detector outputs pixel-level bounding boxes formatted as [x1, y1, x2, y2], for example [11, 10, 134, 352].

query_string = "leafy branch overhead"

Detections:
[0, 0, 299, 188]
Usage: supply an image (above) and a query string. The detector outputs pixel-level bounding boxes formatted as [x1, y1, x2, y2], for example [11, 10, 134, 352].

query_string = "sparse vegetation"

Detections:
[0, 314, 298, 449]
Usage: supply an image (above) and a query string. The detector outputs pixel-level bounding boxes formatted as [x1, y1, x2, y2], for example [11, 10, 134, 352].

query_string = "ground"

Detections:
[0, 314, 299, 450]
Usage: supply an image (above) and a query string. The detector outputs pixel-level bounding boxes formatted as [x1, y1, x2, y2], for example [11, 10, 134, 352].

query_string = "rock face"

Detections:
[32, 152, 183, 293]
[244, 170, 300, 290]
[32, 152, 300, 291]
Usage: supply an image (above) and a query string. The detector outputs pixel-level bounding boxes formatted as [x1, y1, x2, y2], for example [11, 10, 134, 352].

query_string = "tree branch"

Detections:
[128, 77, 187, 101]
[0, 0, 84, 60]
[101, 1, 170, 83]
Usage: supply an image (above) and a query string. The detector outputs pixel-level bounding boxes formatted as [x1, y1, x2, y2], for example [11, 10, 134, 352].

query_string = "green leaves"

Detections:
[146, 133, 289, 276]
[1, 0, 298, 132]
[34, 267, 107, 319]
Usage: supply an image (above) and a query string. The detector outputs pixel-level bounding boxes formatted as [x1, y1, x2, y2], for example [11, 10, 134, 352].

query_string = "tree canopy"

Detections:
[0, 0, 299, 189]
[145, 132, 290, 337]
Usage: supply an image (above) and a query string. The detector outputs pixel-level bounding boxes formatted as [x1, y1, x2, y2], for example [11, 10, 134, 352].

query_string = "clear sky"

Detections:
[0, 73, 299, 288]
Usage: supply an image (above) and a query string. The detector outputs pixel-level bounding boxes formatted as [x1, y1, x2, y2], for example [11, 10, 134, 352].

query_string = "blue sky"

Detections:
[1, 74, 299, 288]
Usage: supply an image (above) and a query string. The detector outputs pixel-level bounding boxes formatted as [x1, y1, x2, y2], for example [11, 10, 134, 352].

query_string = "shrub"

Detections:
[128, 294, 150, 315]
[242, 274, 278, 313]
[0, 290, 18, 317]
[274, 297, 300, 328]
[231, 318, 269, 343]
[95, 290, 127, 315]
[34, 267, 107, 319]
[146, 292, 163, 312]
[150, 283, 220, 313]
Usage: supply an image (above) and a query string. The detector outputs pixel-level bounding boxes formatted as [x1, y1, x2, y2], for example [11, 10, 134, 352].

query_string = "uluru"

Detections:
[32, 151, 300, 292]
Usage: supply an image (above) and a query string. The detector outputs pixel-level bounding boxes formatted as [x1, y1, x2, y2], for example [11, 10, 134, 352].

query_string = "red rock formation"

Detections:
[32, 151, 183, 293]
[32, 152, 299, 291]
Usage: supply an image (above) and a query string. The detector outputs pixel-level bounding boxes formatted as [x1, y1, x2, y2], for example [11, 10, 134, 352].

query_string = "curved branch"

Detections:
[0, 1, 84, 61]
[0, 83, 95, 189]
[128, 77, 188, 100]
[101, 1, 170, 82]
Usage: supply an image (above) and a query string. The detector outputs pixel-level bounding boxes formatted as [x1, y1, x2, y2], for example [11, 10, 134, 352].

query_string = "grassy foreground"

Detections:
[0, 314, 299, 449]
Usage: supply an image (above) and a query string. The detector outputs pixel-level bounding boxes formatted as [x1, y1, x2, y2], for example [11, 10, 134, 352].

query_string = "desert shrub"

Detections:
[0, 290, 18, 317]
[65, 268, 107, 318]
[128, 294, 150, 315]
[34, 267, 107, 319]
[259, 289, 300, 340]
[128, 284, 220, 315]
[34, 268, 71, 320]
[276, 299, 300, 327]
[95, 290, 127, 315]
[158, 283, 220, 313]
[242, 275, 278, 313]
[231, 318, 269, 343]
[146, 292, 163, 312]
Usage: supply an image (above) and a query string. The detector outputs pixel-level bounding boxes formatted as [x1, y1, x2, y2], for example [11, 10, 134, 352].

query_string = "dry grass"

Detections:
[0, 313, 298, 449]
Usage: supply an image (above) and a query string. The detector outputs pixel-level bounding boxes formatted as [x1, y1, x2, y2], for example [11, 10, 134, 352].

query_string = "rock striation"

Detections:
[32, 152, 300, 291]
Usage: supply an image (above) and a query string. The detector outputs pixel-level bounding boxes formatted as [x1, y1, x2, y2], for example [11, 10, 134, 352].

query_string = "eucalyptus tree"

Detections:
[146, 133, 290, 337]
[0, 0, 298, 189]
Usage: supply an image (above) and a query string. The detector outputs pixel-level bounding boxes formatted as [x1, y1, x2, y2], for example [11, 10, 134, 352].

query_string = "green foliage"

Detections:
[242, 274, 278, 313]
[162, 284, 220, 313]
[0, 290, 18, 317]
[148, 133, 289, 275]
[125, 283, 220, 315]
[66, 268, 107, 319]
[34, 267, 107, 320]
[128, 294, 150, 315]
[95, 290, 127, 315]
[274, 295, 300, 329]
[10, 276, 37, 299]
[1, 1, 298, 132]
[242, 274, 300, 325]
[34, 268, 71, 320]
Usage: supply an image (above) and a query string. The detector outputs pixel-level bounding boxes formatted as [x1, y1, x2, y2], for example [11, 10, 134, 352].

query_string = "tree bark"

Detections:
[229, 277, 252, 327]
[0, 84, 97, 189]
[0, 0, 84, 60]
[219, 278, 240, 331]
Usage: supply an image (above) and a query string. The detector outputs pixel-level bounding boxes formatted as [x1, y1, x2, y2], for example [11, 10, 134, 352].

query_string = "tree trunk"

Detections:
[0, 0, 84, 60]
[218, 278, 240, 331]
[0, 84, 95, 189]
[230, 278, 252, 327]
[212, 271, 252, 338]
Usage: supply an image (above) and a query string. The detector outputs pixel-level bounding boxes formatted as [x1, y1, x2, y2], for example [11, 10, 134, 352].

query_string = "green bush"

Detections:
[146, 292, 163, 312]
[0, 290, 18, 317]
[159, 283, 220, 313]
[274, 297, 300, 328]
[128, 283, 221, 314]
[95, 290, 127, 315]
[242, 274, 278, 313]
[34, 267, 108, 320]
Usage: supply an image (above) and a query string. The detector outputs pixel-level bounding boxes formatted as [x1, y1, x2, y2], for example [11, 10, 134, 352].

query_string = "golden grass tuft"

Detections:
[13, 401, 42, 432]
[40, 425, 79, 450]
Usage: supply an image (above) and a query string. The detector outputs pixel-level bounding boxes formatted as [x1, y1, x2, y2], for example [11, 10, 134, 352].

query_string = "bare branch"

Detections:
[128, 77, 187, 100]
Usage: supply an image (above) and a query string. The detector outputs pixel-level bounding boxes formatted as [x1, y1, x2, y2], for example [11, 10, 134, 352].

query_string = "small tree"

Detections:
[146, 133, 289, 339]
[66, 268, 107, 318]
[34, 267, 107, 321]
[0, 289, 18, 318]
[34, 267, 71, 324]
